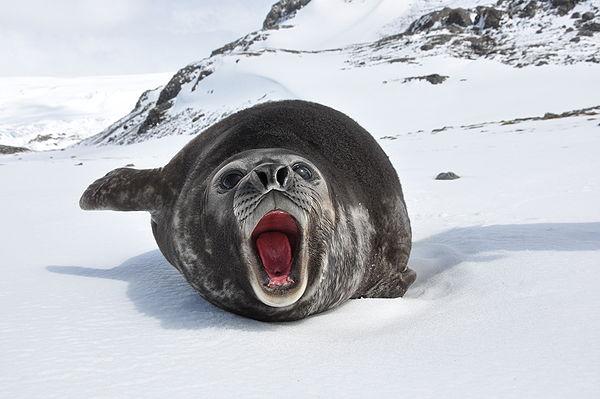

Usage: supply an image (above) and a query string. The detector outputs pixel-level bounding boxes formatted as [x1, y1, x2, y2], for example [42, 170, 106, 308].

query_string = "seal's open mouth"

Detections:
[251, 210, 300, 288]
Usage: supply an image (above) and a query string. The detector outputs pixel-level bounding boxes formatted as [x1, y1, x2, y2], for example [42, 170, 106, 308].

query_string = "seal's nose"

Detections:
[252, 163, 291, 191]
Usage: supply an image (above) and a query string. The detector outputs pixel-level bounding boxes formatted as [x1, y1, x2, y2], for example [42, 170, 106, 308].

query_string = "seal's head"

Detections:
[80, 100, 415, 321]
[188, 148, 334, 311]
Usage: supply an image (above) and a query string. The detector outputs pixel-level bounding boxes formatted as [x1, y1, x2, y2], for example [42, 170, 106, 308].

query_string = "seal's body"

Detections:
[80, 100, 415, 321]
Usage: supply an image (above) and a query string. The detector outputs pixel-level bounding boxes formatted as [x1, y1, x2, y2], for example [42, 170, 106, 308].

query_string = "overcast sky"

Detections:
[0, 0, 275, 76]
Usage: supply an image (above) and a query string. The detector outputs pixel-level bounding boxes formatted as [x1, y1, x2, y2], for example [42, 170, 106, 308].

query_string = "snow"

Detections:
[109, 50, 600, 143]
[260, 0, 412, 49]
[170, 69, 296, 116]
[90, 0, 600, 145]
[2, 0, 600, 397]
[1, 99, 599, 398]
[0, 74, 170, 150]
[258, 0, 497, 50]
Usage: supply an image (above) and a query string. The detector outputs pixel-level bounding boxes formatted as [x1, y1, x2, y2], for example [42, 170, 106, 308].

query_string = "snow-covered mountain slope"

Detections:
[1, 106, 599, 398]
[84, 0, 600, 145]
[0, 74, 169, 150]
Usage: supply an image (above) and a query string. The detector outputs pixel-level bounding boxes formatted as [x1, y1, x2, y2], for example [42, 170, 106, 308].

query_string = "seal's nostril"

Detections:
[255, 170, 269, 189]
[276, 167, 288, 187]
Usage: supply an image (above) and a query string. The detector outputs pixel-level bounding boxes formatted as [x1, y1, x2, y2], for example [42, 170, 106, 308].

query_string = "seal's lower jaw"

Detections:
[249, 210, 307, 308]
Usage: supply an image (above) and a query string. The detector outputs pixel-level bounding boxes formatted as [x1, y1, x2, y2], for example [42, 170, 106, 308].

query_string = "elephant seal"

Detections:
[80, 100, 415, 321]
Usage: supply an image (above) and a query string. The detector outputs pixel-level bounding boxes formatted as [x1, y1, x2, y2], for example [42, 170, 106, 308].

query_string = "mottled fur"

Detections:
[80, 100, 415, 321]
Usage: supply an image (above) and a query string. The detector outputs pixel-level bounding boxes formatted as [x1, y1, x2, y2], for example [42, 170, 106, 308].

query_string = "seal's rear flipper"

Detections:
[80, 167, 168, 212]
[354, 266, 417, 299]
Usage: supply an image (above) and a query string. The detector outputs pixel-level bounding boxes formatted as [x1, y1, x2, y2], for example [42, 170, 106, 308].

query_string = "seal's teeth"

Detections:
[267, 276, 295, 288]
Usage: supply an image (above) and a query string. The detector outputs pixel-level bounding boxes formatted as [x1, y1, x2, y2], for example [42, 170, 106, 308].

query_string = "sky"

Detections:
[0, 0, 275, 76]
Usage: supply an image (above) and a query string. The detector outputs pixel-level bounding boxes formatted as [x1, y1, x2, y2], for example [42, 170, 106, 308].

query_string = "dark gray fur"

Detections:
[80, 100, 415, 321]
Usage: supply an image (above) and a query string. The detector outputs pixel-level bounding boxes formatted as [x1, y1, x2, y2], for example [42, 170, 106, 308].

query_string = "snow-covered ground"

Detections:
[2, 0, 600, 397]
[0, 74, 170, 150]
[1, 104, 599, 398]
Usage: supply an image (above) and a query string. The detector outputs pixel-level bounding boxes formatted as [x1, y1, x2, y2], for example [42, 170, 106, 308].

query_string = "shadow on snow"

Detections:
[48, 222, 600, 329]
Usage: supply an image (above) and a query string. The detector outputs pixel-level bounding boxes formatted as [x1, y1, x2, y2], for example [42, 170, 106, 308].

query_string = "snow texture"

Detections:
[2, 108, 599, 398]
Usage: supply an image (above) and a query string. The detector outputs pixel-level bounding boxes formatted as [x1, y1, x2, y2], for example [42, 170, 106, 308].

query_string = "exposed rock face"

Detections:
[406, 7, 472, 34]
[435, 172, 461, 180]
[501, 105, 599, 124]
[263, 0, 312, 30]
[0, 144, 30, 154]
[446, 8, 473, 27]
[138, 66, 213, 135]
[419, 34, 453, 51]
[519, 1, 539, 18]
[85, 64, 214, 145]
[156, 66, 202, 107]
[403, 74, 449, 85]
[28, 134, 53, 143]
[474, 7, 504, 29]
[578, 21, 600, 36]
[357, 0, 600, 69]
[467, 35, 497, 56]
[581, 11, 595, 21]
[551, 0, 581, 16]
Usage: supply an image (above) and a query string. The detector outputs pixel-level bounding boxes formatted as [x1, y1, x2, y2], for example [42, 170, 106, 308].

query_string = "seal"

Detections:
[80, 100, 415, 321]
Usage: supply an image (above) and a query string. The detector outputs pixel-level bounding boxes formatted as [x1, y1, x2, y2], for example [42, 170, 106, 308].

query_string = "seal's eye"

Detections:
[292, 163, 313, 180]
[220, 171, 244, 190]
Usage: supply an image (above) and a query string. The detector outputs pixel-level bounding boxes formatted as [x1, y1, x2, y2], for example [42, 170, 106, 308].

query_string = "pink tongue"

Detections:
[255, 232, 292, 284]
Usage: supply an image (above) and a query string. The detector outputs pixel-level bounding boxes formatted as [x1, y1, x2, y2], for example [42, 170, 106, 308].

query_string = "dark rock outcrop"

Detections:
[581, 11, 595, 21]
[550, 0, 581, 16]
[0, 144, 31, 154]
[474, 7, 504, 29]
[500, 105, 599, 125]
[466, 35, 497, 56]
[403, 74, 449, 85]
[156, 65, 209, 107]
[263, 0, 312, 30]
[446, 8, 473, 26]
[578, 21, 600, 36]
[435, 172, 461, 180]
[138, 65, 213, 135]
[406, 7, 473, 34]
[420, 34, 454, 50]
[519, 1, 539, 18]
[28, 134, 54, 143]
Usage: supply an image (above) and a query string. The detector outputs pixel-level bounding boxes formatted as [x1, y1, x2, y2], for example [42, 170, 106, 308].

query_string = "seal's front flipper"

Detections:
[80, 167, 168, 212]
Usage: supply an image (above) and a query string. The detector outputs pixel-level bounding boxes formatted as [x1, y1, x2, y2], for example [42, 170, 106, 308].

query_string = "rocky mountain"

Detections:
[83, 0, 600, 146]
